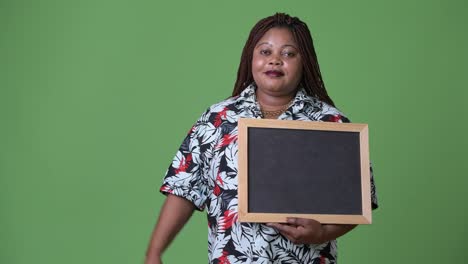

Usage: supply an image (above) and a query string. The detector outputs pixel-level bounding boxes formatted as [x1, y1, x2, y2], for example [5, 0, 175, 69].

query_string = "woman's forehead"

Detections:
[255, 27, 298, 48]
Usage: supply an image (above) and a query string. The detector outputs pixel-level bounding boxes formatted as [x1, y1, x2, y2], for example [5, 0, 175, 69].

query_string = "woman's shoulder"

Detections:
[193, 96, 240, 123]
[300, 94, 350, 123]
[206, 96, 238, 113]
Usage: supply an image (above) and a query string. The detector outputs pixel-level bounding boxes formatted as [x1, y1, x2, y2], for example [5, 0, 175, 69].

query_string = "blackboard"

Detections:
[237, 118, 372, 224]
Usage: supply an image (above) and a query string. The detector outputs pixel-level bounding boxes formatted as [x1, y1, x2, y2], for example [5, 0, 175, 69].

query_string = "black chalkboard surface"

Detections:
[237, 118, 372, 224]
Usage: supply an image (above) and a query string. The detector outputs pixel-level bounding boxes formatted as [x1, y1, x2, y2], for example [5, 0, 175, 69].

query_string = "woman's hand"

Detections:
[267, 218, 325, 244]
[267, 218, 357, 245]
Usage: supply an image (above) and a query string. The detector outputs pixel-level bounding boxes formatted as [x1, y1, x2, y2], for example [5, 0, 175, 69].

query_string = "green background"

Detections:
[1, 0, 467, 263]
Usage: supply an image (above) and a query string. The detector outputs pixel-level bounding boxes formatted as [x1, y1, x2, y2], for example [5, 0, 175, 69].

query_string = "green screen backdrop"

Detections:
[1, 0, 467, 263]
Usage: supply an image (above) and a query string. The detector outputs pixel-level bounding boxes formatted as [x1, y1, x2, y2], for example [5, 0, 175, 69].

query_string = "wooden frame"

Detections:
[237, 118, 372, 224]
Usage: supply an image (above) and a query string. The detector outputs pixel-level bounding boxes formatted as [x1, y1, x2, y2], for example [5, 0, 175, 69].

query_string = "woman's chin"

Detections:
[257, 85, 297, 97]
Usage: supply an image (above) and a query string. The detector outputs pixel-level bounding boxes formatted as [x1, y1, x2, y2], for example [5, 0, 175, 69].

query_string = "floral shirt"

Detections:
[160, 84, 378, 264]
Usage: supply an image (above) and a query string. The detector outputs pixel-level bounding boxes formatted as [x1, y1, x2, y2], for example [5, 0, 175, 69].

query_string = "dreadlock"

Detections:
[232, 13, 335, 107]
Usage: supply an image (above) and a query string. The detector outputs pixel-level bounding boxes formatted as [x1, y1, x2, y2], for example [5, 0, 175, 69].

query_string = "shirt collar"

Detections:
[234, 84, 261, 118]
[236, 84, 257, 104]
[293, 87, 316, 105]
[235, 83, 318, 114]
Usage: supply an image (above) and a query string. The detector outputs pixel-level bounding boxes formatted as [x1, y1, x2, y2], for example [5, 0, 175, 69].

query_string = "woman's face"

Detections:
[252, 27, 303, 98]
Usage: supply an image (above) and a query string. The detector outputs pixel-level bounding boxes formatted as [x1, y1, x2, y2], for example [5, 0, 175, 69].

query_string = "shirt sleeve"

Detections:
[159, 112, 210, 211]
[320, 111, 379, 210]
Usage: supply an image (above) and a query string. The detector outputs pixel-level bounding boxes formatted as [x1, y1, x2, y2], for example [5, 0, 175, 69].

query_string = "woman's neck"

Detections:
[255, 90, 295, 109]
[256, 90, 296, 119]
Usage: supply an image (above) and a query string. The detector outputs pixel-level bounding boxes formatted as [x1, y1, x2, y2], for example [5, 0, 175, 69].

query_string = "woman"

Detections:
[145, 13, 378, 264]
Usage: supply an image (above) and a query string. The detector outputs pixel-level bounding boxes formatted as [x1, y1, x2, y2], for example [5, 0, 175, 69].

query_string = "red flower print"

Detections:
[175, 153, 192, 174]
[216, 134, 237, 149]
[329, 114, 342, 122]
[218, 210, 237, 231]
[214, 184, 221, 196]
[188, 125, 196, 134]
[160, 185, 173, 194]
[218, 250, 231, 264]
[214, 107, 228, 127]
[216, 173, 224, 187]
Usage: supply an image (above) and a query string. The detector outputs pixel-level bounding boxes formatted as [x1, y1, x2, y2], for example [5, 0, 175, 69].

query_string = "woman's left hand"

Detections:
[267, 218, 326, 245]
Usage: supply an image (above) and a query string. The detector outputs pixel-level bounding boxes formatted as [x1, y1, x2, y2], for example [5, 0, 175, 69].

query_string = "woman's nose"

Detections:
[268, 56, 283, 66]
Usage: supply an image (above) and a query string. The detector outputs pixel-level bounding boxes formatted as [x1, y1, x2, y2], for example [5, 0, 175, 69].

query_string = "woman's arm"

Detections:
[145, 194, 196, 264]
[268, 218, 356, 245]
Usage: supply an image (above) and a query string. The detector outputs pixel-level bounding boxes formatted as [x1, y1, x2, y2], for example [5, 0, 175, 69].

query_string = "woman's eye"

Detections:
[260, 50, 271, 55]
[282, 51, 296, 57]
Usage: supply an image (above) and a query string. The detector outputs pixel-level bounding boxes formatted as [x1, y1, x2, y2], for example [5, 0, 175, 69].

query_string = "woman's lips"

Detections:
[264, 70, 284, 77]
